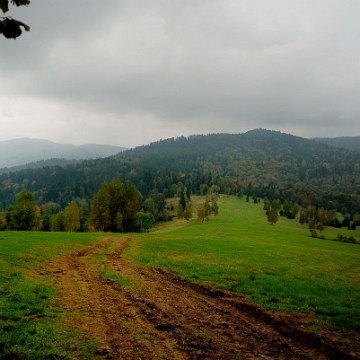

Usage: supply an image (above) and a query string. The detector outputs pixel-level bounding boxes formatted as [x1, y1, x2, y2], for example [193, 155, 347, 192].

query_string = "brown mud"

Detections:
[43, 237, 359, 360]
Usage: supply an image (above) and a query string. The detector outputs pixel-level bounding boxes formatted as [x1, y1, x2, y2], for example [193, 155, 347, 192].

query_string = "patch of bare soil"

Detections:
[44, 237, 359, 360]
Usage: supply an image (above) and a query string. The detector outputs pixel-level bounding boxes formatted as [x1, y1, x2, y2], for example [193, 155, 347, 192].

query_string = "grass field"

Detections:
[0, 232, 103, 359]
[0, 196, 359, 358]
[128, 196, 360, 332]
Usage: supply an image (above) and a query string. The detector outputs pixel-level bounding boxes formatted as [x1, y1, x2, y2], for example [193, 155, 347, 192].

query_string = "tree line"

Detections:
[262, 196, 360, 242]
[0, 179, 220, 232]
[0, 180, 145, 232]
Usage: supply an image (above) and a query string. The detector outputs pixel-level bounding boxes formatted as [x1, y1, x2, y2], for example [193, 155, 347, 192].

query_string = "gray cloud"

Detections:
[1, 1, 360, 147]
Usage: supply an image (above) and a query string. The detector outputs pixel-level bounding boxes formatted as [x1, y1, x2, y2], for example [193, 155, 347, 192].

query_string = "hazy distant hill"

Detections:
[314, 136, 360, 152]
[0, 138, 127, 168]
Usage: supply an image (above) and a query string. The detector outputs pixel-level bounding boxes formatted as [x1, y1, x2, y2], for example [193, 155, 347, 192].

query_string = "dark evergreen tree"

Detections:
[179, 190, 186, 212]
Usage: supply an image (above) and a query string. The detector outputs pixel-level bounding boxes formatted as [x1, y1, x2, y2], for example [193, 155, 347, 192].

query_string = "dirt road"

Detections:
[45, 237, 358, 360]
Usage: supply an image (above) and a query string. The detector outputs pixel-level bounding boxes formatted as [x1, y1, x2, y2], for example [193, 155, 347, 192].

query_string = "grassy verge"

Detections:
[0, 232, 102, 360]
[127, 196, 360, 332]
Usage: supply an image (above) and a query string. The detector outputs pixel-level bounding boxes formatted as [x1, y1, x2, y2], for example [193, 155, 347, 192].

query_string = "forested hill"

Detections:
[1, 129, 360, 215]
[0, 158, 79, 175]
[313, 136, 360, 153]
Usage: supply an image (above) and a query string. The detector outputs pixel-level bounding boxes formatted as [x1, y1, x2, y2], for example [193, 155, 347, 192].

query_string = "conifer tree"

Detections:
[90, 182, 111, 231]
[179, 190, 186, 212]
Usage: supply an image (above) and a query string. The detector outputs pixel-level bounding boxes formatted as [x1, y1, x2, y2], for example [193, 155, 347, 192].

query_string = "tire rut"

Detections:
[45, 236, 358, 360]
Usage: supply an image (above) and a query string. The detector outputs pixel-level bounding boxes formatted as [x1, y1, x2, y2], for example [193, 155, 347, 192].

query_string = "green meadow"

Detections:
[0, 232, 102, 359]
[128, 196, 360, 332]
[0, 196, 359, 358]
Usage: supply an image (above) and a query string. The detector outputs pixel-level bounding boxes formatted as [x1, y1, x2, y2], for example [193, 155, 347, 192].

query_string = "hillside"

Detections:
[0, 129, 360, 214]
[0, 138, 127, 168]
[314, 136, 360, 152]
[0, 158, 80, 175]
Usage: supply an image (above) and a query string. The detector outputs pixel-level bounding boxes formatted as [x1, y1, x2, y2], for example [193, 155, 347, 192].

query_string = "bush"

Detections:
[336, 234, 358, 244]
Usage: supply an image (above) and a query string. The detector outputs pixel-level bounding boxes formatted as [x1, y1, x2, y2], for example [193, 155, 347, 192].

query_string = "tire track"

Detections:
[45, 236, 358, 360]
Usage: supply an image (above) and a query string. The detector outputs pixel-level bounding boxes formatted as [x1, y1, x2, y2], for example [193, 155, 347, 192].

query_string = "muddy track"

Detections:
[45, 237, 359, 360]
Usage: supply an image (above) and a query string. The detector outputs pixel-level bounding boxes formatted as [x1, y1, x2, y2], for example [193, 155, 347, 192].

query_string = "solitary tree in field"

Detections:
[0, 0, 30, 39]
[179, 190, 186, 213]
[267, 210, 278, 225]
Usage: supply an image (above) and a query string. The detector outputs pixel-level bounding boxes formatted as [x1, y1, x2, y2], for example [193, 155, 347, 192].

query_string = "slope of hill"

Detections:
[0, 138, 127, 168]
[0, 158, 80, 175]
[314, 136, 360, 152]
[0, 129, 360, 214]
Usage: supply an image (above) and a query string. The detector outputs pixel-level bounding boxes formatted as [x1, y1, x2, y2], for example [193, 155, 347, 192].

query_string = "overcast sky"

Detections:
[1, 1, 360, 147]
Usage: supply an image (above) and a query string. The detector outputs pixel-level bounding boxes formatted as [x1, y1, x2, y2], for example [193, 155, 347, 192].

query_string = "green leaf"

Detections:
[0, 0, 9, 13]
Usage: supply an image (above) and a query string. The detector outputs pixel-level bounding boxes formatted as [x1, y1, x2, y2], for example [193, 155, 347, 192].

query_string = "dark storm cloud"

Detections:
[1, 1, 360, 146]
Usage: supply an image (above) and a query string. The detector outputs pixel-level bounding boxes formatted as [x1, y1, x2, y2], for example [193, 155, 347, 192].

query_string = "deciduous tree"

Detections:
[183, 203, 193, 222]
[267, 210, 278, 225]
[0, 0, 30, 39]
[197, 203, 207, 223]
[211, 200, 219, 216]
[64, 201, 80, 232]
[50, 212, 65, 232]
[90, 180, 141, 232]
[137, 211, 154, 232]
[0, 211, 7, 230]
[299, 210, 306, 225]
[7, 189, 41, 230]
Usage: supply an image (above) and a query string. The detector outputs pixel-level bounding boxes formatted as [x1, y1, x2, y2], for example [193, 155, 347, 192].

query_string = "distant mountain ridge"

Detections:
[0, 138, 127, 169]
[314, 136, 360, 152]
